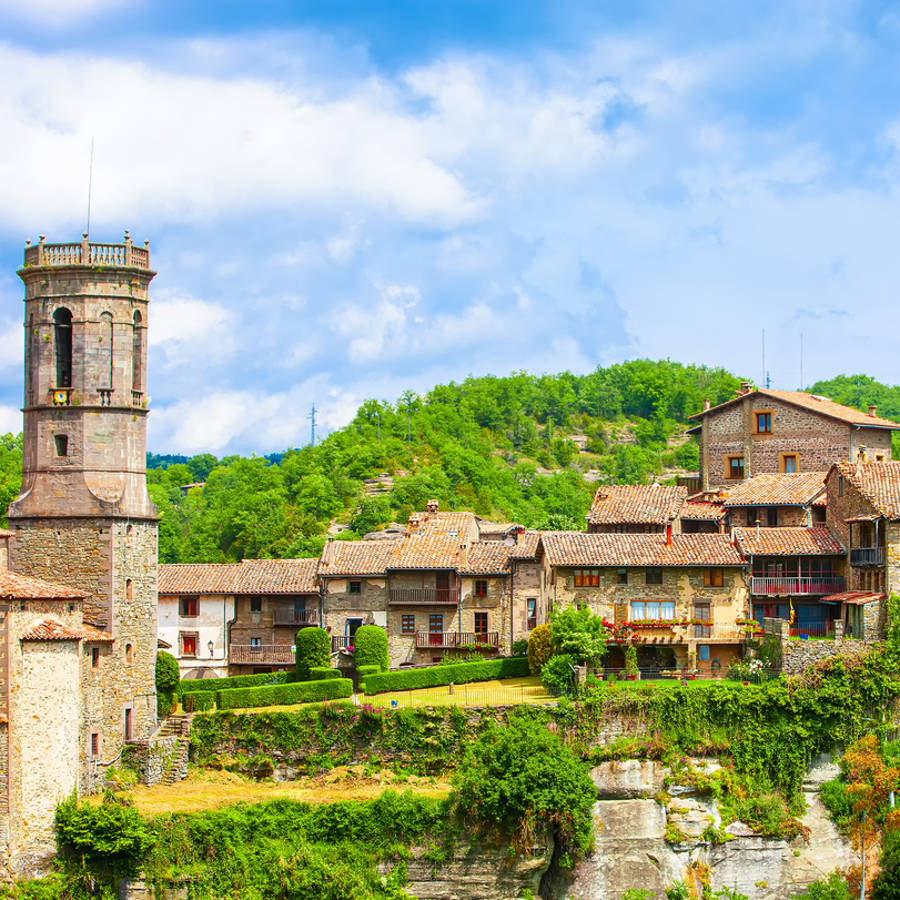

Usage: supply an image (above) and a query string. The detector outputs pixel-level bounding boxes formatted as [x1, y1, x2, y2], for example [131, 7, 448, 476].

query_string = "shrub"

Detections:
[528, 625, 552, 675]
[357, 664, 380, 682]
[550, 606, 607, 667]
[364, 657, 529, 695]
[453, 710, 594, 864]
[216, 678, 353, 710]
[178, 671, 290, 695]
[793, 873, 853, 900]
[180, 691, 217, 712]
[541, 654, 577, 697]
[353, 625, 389, 672]
[155, 651, 179, 716]
[624, 645, 639, 678]
[308, 667, 342, 681]
[873, 829, 900, 900]
[295, 627, 331, 681]
[820, 778, 852, 833]
[511, 638, 529, 657]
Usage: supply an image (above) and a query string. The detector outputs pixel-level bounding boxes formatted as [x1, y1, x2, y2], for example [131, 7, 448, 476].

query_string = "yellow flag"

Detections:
[789, 601, 795, 625]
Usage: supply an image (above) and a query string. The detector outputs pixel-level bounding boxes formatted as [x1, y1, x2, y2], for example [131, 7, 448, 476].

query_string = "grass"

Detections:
[364, 675, 553, 708]
[89, 767, 451, 816]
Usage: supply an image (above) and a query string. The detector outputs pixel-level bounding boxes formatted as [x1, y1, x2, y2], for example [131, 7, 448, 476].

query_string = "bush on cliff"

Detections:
[353, 625, 389, 672]
[295, 627, 331, 681]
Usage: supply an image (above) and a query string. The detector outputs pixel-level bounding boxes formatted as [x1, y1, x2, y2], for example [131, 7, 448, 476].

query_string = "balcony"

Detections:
[750, 576, 844, 596]
[23, 233, 151, 269]
[332, 635, 351, 652]
[789, 621, 835, 639]
[414, 631, 500, 650]
[389, 587, 457, 605]
[230, 644, 295, 666]
[272, 608, 319, 626]
[850, 547, 884, 567]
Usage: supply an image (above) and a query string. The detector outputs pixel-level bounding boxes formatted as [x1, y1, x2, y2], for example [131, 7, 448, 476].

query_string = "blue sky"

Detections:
[1, 0, 900, 453]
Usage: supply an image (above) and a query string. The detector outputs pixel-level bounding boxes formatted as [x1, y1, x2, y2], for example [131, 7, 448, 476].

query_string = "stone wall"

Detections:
[780, 637, 873, 674]
[512, 558, 545, 644]
[322, 577, 388, 646]
[158, 592, 233, 677]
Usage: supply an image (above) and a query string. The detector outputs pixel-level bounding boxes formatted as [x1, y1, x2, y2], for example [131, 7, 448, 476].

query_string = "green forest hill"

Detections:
[1, 364, 898, 564]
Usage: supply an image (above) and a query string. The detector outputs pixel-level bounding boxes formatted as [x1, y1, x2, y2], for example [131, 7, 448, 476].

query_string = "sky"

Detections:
[1, 0, 899, 454]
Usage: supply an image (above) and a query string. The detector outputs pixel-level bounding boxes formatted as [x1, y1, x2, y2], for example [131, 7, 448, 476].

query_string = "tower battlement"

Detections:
[21, 232, 151, 270]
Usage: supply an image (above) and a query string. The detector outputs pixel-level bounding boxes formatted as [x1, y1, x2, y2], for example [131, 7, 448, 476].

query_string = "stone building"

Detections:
[722, 472, 827, 528]
[1, 234, 159, 878]
[586, 484, 688, 534]
[541, 531, 749, 674]
[687, 385, 900, 491]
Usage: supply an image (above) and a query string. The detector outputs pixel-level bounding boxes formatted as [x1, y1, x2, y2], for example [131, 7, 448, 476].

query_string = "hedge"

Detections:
[178, 671, 291, 695]
[354, 625, 389, 672]
[364, 657, 530, 695]
[295, 627, 330, 681]
[181, 691, 217, 712]
[216, 678, 353, 710]
[308, 667, 342, 681]
[357, 665, 380, 679]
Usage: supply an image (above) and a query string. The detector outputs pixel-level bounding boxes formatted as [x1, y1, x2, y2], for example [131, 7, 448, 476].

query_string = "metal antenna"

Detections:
[308, 402, 317, 446]
[761, 328, 766, 387]
[86, 137, 94, 235]
[799, 332, 804, 390]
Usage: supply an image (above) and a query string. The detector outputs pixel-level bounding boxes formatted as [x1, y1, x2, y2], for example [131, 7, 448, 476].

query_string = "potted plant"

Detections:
[625, 644, 639, 681]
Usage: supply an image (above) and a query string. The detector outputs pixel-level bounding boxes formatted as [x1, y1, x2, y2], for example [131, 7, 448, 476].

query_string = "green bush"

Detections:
[820, 778, 852, 833]
[541, 654, 577, 697]
[511, 638, 529, 657]
[178, 671, 290, 695]
[295, 627, 331, 681]
[550, 606, 607, 667]
[308, 667, 341, 681]
[364, 657, 529, 695]
[180, 691, 217, 712]
[791, 872, 853, 900]
[527, 624, 552, 675]
[217, 678, 353, 710]
[155, 651, 179, 716]
[873, 829, 900, 900]
[357, 664, 380, 678]
[354, 625, 389, 672]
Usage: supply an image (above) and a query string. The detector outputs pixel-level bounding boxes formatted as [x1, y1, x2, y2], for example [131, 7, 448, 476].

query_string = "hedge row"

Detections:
[216, 678, 353, 710]
[357, 665, 380, 679]
[181, 691, 217, 712]
[178, 671, 291, 695]
[364, 657, 530, 695]
[309, 667, 342, 681]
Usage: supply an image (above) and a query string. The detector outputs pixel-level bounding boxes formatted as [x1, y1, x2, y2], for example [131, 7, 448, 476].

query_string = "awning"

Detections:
[821, 591, 885, 605]
[844, 514, 882, 523]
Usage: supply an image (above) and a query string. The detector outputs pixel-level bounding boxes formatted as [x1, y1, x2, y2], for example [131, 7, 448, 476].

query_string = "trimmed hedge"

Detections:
[357, 665, 380, 679]
[354, 625, 389, 672]
[181, 691, 217, 712]
[308, 667, 342, 681]
[216, 678, 353, 710]
[295, 627, 330, 681]
[178, 671, 291, 695]
[364, 657, 530, 695]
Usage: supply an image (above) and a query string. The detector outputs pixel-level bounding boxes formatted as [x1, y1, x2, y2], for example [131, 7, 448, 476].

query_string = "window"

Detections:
[645, 567, 663, 585]
[838, 475, 845, 497]
[180, 596, 199, 617]
[698, 645, 711, 662]
[573, 569, 600, 587]
[181, 633, 197, 657]
[53, 308, 73, 387]
[781, 454, 798, 474]
[401, 614, 415, 634]
[429, 614, 443, 633]
[91, 646, 100, 669]
[250, 596, 262, 612]
[125, 643, 134, 664]
[631, 601, 675, 621]
[527, 598, 537, 630]
[725, 456, 745, 479]
[767, 508, 778, 527]
[126, 579, 133, 601]
[876, 454, 886, 463]
[250, 637, 262, 648]
[99, 311, 113, 389]
[474, 579, 488, 597]
[704, 568, 724, 587]
[349, 580, 362, 594]
[615, 568, 628, 585]
[124, 708, 133, 741]
[90, 733, 100, 757]
[755, 412, 772, 434]
[474, 612, 488, 635]
[54, 434, 68, 457]
[131, 311, 143, 393]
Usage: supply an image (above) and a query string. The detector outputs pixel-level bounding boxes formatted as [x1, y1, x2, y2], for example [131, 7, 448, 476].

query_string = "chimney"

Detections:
[738, 381, 752, 396]
[458, 542, 468, 568]
[869, 404, 877, 418]
[426, 498, 439, 515]
[702, 398, 711, 411]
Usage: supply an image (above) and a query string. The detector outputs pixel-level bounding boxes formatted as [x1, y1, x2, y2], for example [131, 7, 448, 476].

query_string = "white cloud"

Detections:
[0, 320, 21, 370]
[0, 0, 127, 27]
[148, 292, 235, 371]
[0, 404, 21, 435]
[330, 282, 420, 362]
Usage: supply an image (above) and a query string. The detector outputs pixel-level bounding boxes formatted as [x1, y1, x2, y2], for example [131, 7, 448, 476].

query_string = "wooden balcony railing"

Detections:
[229, 644, 295, 665]
[23, 233, 151, 269]
[389, 587, 457, 605]
[850, 547, 884, 567]
[272, 609, 319, 626]
[414, 631, 500, 649]
[332, 635, 351, 652]
[750, 576, 844, 596]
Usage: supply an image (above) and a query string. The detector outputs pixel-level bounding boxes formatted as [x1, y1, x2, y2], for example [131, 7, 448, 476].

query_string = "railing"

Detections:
[332, 635, 351, 652]
[414, 631, 500, 649]
[98, 389, 112, 407]
[693, 623, 711, 638]
[789, 622, 834, 639]
[526, 617, 537, 631]
[272, 609, 318, 626]
[389, 587, 457, 605]
[132, 390, 143, 407]
[850, 547, 884, 567]
[22, 233, 151, 269]
[229, 644, 295, 665]
[750, 576, 844, 596]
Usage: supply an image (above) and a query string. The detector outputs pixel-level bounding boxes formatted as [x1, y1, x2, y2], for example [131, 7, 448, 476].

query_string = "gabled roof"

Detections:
[159, 563, 243, 594]
[835, 460, 900, 520]
[408, 510, 477, 536]
[459, 542, 511, 575]
[318, 539, 400, 577]
[237, 558, 318, 594]
[723, 472, 827, 508]
[732, 526, 844, 556]
[508, 530, 542, 559]
[0, 571, 86, 601]
[689, 389, 900, 429]
[586, 484, 687, 526]
[389, 534, 462, 570]
[542, 532, 743, 567]
[20, 618, 86, 641]
[679, 500, 727, 521]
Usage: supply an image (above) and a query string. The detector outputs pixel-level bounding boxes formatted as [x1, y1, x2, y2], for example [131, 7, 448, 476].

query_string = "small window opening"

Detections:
[250, 596, 262, 612]
[91, 647, 100, 669]
[53, 308, 73, 388]
[131, 311, 143, 393]
[126, 578, 134, 602]
[125, 643, 134, 664]
[124, 708, 133, 741]
[90, 733, 100, 756]
[54, 434, 68, 457]
[348, 580, 362, 594]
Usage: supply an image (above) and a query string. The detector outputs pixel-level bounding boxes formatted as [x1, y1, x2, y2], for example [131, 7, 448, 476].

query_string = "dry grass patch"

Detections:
[365, 675, 553, 709]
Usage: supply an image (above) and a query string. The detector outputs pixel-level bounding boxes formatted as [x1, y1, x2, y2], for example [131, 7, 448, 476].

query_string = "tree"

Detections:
[155, 651, 180, 716]
[295, 627, 330, 681]
[353, 625, 389, 672]
[527, 625, 553, 675]
[550, 605, 608, 668]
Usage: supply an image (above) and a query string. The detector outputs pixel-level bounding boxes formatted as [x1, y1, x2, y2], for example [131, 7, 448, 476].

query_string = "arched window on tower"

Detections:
[26, 314, 35, 405]
[99, 312, 113, 395]
[53, 308, 73, 388]
[131, 311, 143, 395]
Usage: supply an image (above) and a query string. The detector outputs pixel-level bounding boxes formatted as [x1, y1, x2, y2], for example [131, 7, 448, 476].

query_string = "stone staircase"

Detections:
[126, 714, 193, 786]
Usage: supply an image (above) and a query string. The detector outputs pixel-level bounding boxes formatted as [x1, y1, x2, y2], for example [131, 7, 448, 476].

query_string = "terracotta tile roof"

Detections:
[318, 539, 400, 576]
[82, 624, 114, 642]
[509, 530, 542, 559]
[821, 591, 884, 605]
[237, 558, 318, 594]
[587, 484, 688, 526]
[0, 571, 85, 601]
[690, 389, 900, 429]
[158, 563, 243, 595]
[723, 472, 827, 508]
[20, 618, 85, 641]
[542, 532, 743, 567]
[679, 501, 726, 521]
[407, 510, 478, 536]
[732, 526, 844, 556]
[390, 534, 462, 569]
[459, 542, 511, 575]
[475, 519, 521, 538]
[837, 460, 900, 520]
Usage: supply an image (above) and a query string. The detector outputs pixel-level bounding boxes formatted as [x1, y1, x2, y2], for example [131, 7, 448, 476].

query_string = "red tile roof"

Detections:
[542, 532, 743, 567]
[679, 500, 726, 521]
[723, 472, 827, 508]
[587, 484, 688, 526]
[20, 618, 86, 641]
[690, 389, 900, 429]
[508, 530, 542, 559]
[158, 563, 243, 594]
[459, 542, 511, 575]
[236, 558, 318, 594]
[732, 526, 844, 556]
[390, 534, 462, 569]
[837, 460, 900, 520]
[821, 591, 884, 605]
[318, 539, 400, 576]
[0, 571, 85, 601]
[82, 624, 114, 642]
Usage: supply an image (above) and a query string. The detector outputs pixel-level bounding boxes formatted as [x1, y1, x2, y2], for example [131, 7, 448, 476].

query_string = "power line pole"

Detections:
[308, 402, 317, 447]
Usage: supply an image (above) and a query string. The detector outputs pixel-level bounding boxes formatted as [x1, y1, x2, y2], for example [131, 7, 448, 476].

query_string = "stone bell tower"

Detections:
[7, 233, 159, 763]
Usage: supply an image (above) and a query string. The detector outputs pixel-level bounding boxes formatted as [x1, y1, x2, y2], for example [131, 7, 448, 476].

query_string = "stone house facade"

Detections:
[688, 385, 899, 492]
[722, 472, 828, 529]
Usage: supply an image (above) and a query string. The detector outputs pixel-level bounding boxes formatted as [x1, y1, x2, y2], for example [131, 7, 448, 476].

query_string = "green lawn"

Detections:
[364, 675, 553, 708]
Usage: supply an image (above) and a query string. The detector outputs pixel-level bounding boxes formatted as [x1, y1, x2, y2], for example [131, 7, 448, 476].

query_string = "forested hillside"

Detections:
[3, 363, 899, 564]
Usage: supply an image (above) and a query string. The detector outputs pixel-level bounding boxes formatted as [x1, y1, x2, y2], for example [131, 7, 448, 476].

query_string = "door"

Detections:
[429, 613, 443, 646]
[436, 571, 451, 604]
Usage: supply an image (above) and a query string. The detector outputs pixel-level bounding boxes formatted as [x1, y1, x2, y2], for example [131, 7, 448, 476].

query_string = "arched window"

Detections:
[53, 308, 72, 388]
[26, 314, 35, 405]
[99, 312, 113, 389]
[125, 643, 134, 664]
[131, 311, 143, 394]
